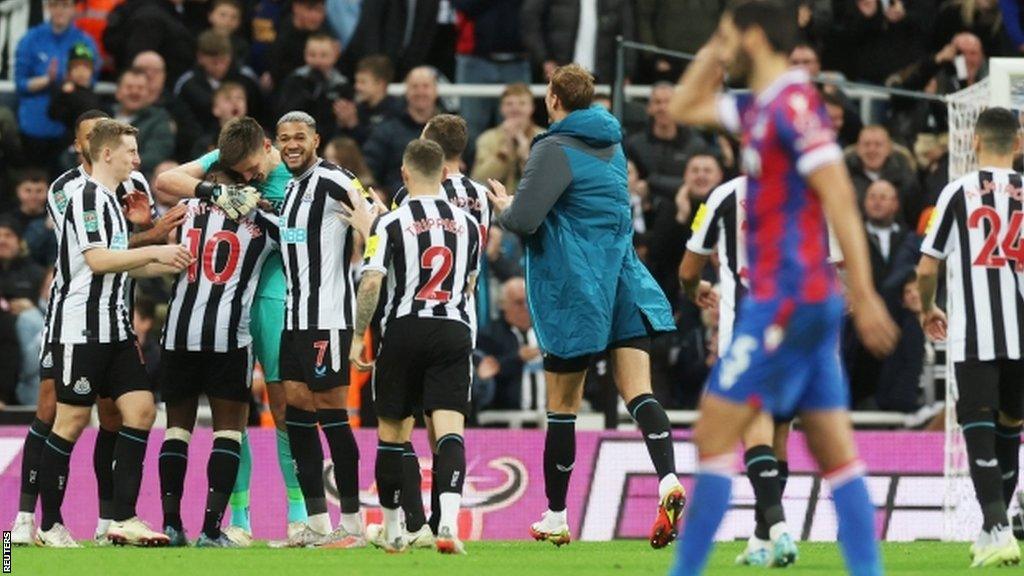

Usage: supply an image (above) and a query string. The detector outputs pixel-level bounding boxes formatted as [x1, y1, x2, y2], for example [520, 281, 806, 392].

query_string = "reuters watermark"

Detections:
[2, 530, 11, 574]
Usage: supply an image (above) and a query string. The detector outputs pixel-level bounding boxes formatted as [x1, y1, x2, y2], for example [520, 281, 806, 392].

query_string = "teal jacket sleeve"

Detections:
[497, 137, 573, 235]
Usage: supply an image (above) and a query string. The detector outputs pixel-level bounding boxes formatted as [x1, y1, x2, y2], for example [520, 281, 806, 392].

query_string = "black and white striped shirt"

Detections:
[921, 168, 1024, 362]
[46, 178, 134, 344]
[392, 173, 492, 244]
[686, 176, 748, 349]
[280, 159, 368, 330]
[162, 200, 280, 352]
[47, 165, 155, 237]
[364, 196, 481, 334]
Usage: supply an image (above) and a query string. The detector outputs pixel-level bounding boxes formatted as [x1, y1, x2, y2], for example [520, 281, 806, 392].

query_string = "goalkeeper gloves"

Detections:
[194, 181, 261, 220]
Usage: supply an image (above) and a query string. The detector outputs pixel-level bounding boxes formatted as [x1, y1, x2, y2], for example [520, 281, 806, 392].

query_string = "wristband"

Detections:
[194, 181, 218, 200]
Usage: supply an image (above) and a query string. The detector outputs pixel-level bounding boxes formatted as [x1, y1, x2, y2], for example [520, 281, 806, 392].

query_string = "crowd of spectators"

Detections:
[1, 0, 1023, 418]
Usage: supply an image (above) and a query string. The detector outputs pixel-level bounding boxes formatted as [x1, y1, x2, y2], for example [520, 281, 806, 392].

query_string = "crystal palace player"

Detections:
[679, 175, 798, 566]
[368, 114, 490, 547]
[917, 107, 1024, 567]
[35, 120, 192, 547]
[349, 139, 481, 554]
[11, 110, 186, 546]
[157, 169, 281, 548]
[276, 111, 368, 547]
[670, 2, 898, 575]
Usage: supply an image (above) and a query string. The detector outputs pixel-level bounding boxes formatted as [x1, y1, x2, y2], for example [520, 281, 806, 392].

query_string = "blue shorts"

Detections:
[706, 295, 848, 417]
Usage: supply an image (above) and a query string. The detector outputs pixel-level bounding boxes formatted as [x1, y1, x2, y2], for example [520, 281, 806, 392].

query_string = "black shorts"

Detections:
[279, 328, 352, 391]
[52, 340, 150, 407]
[39, 342, 54, 380]
[160, 347, 253, 404]
[955, 359, 1024, 422]
[373, 317, 472, 420]
[543, 335, 652, 374]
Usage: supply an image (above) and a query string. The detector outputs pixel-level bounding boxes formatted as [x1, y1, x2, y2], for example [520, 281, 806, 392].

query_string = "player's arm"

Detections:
[679, 251, 715, 307]
[154, 158, 210, 199]
[488, 138, 572, 235]
[83, 245, 191, 274]
[808, 163, 899, 356]
[668, 41, 726, 129]
[350, 271, 384, 371]
[128, 262, 186, 278]
[915, 182, 957, 341]
[680, 186, 725, 307]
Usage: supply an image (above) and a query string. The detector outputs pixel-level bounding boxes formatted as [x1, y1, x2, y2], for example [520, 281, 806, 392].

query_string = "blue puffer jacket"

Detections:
[497, 106, 675, 358]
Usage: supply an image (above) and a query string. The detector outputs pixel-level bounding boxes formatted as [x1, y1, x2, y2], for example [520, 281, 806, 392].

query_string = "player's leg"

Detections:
[995, 360, 1024, 510]
[37, 402, 92, 547]
[610, 341, 685, 549]
[530, 356, 587, 546]
[430, 410, 466, 554]
[672, 393, 758, 576]
[159, 396, 198, 546]
[310, 330, 363, 544]
[401, 421, 429, 538]
[106, 340, 168, 547]
[197, 397, 249, 547]
[953, 360, 1019, 566]
[426, 418, 442, 535]
[376, 416, 415, 552]
[735, 414, 785, 566]
[800, 410, 883, 575]
[92, 396, 123, 543]
[774, 420, 792, 495]
[11, 374, 55, 545]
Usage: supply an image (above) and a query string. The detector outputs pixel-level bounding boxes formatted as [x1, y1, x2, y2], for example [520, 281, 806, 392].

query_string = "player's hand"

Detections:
[689, 280, 718, 310]
[851, 292, 900, 357]
[478, 355, 500, 380]
[151, 244, 194, 271]
[921, 307, 947, 342]
[122, 191, 154, 227]
[152, 204, 189, 240]
[518, 345, 541, 362]
[338, 187, 378, 238]
[203, 183, 260, 220]
[487, 179, 513, 214]
[350, 339, 373, 372]
[366, 186, 389, 217]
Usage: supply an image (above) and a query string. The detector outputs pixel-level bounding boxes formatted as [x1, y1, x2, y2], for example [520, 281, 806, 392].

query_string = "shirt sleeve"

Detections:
[198, 149, 221, 172]
[920, 182, 959, 259]
[685, 184, 729, 255]
[774, 89, 843, 177]
[715, 92, 751, 135]
[70, 191, 110, 251]
[362, 215, 392, 274]
[253, 209, 281, 248]
[496, 138, 572, 235]
[467, 214, 482, 278]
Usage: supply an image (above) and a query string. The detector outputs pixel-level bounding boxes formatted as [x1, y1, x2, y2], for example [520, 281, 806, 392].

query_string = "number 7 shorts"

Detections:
[279, 328, 353, 391]
[706, 295, 849, 417]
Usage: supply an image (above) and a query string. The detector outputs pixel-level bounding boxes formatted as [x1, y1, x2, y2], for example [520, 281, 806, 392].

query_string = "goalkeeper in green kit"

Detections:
[155, 117, 308, 544]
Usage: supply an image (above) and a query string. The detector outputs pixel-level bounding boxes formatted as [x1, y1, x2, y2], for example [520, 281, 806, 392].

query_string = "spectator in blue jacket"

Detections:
[14, 0, 98, 172]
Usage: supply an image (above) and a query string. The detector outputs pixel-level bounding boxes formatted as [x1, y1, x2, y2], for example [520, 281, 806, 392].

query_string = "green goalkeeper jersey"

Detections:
[199, 149, 290, 302]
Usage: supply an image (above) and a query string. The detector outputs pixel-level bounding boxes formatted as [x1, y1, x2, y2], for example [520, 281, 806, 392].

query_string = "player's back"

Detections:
[163, 199, 280, 352]
[731, 70, 841, 304]
[366, 196, 481, 334]
[922, 168, 1024, 361]
[393, 173, 492, 241]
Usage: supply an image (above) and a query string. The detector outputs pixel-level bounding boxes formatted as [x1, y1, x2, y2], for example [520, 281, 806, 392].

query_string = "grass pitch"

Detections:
[7, 541, 976, 575]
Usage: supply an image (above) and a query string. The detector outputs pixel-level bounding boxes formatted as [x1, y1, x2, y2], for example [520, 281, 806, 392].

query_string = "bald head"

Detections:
[500, 277, 530, 330]
[405, 66, 438, 117]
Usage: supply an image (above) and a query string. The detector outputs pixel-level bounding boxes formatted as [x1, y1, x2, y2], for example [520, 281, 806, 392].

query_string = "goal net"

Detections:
[943, 76, 1023, 541]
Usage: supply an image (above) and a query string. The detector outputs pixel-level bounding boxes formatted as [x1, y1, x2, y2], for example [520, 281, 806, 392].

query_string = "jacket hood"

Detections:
[542, 105, 622, 148]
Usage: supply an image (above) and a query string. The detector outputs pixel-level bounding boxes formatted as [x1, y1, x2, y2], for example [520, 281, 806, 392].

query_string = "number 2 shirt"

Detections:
[921, 167, 1024, 362]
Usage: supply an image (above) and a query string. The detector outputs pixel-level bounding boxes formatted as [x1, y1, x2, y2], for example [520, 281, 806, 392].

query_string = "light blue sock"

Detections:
[830, 463, 883, 576]
[229, 432, 253, 532]
[671, 455, 734, 576]
[277, 429, 307, 523]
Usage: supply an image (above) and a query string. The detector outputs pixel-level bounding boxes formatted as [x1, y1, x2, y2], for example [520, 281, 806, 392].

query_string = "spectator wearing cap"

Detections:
[275, 33, 353, 139]
[266, 0, 331, 90]
[471, 83, 544, 194]
[334, 55, 405, 144]
[3, 169, 55, 267]
[625, 82, 712, 201]
[174, 30, 263, 128]
[363, 66, 441, 196]
[520, 0, 636, 82]
[453, 0, 532, 144]
[0, 216, 46, 406]
[47, 42, 102, 134]
[103, 0, 196, 84]
[113, 67, 175, 174]
[845, 125, 922, 225]
[14, 0, 99, 168]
